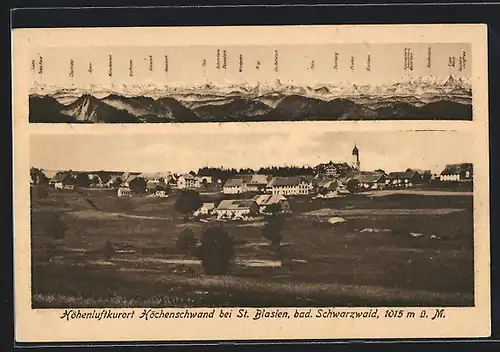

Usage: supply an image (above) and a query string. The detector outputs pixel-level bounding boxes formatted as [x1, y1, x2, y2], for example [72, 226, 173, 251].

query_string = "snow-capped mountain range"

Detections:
[28, 75, 472, 123]
[31, 75, 472, 103]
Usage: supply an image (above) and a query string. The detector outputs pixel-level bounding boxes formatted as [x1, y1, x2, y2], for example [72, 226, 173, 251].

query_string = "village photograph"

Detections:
[29, 130, 475, 308]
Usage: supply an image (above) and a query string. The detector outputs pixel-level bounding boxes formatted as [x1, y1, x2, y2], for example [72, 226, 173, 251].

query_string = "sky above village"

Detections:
[30, 130, 475, 175]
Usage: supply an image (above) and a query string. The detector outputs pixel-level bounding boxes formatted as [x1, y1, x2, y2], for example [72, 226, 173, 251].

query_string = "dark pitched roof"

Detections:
[253, 194, 288, 205]
[387, 171, 419, 180]
[349, 171, 385, 183]
[317, 179, 339, 190]
[224, 178, 245, 187]
[50, 172, 71, 183]
[217, 199, 256, 210]
[179, 174, 196, 180]
[249, 174, 271, 185]
[267, 176, 311, 187]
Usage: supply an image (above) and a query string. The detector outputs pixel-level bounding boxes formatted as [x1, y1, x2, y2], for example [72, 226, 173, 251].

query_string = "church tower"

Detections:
[351, 143, 360, 171]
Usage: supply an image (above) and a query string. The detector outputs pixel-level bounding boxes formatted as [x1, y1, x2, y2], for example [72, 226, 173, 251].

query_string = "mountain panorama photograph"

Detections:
[28, 75, 472, 123]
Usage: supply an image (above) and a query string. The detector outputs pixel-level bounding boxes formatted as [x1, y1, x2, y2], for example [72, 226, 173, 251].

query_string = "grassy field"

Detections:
[30, 186, 474, 308]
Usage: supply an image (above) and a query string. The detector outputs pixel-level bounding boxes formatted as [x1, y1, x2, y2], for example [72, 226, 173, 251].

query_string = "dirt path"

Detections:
[69, 209, 173, 221]
[365, 190, 473, 197]
[303, 208, 465, 217]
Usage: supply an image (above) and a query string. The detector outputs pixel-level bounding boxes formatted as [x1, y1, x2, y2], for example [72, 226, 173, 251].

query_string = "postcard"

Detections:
[12, 24, 490, 342]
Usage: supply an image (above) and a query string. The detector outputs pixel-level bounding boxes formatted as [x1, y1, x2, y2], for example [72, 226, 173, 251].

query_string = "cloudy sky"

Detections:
[30, 130, 474, 174]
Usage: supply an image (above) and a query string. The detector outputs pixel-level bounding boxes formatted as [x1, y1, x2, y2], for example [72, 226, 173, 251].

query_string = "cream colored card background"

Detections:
[13, 24, 490, 342]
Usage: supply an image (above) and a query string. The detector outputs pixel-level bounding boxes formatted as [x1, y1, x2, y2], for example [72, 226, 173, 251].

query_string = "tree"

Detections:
[89, 175, 102, 187]
[129, 177, 147, 194]
[112, 177, 123, 188]
[103, 240, 115, 260]
[157, 182, 171, 194]
[262, 215, 285, 247]
[175, 189, 203, 220]
[263, 203, 282, 215]
[346, 178, 360, 194]
[197, 224, 234, 275]
[51, 214, 67, 241]
[74, 173, 90, 187]
[30, 167, 49, 185]
[176, 229, 198, 250]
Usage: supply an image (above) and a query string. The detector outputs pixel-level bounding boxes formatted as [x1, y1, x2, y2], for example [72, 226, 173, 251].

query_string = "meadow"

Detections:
[30, 186, 474, 308]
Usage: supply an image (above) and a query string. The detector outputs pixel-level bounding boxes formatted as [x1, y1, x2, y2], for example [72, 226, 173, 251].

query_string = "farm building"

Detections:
[194, 202, 216, 216]
[349, 171, 387, 190]
[406, 168, 432, 181]
[146, 180, 169, 193]
[120, 172, 141, 187]
[216, 199, 259, 219]
[246, 174, 272, 192]
[440, 163, 473, 182]
[253, 194, 291, 213]
[386, 171, 422, 188]
[266, 176, 312, 196]
[105, 175, 122, 188]
[117, 187, 132, 197]
[138, 171, 172, 184]
[155, 190, 168, 197]
[316, 178, 340, 197]
[49, 172, 74, 190]
[177, 174, 200, 189]
[223, 178, 249, 194]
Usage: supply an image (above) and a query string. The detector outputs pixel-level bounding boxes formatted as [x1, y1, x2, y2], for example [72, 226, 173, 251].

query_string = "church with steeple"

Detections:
[314, 143, 361, 176]
[351, 143, 360, 171]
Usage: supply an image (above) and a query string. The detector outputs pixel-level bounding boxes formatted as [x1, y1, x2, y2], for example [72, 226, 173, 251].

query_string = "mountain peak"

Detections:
[443, 75, 458, 87]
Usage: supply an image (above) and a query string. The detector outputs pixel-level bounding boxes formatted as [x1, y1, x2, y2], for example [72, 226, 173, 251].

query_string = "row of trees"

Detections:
[196, 165, 316, 183]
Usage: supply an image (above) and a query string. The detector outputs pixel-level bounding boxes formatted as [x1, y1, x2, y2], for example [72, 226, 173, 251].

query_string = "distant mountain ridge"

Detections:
[29, 75, 473, 123]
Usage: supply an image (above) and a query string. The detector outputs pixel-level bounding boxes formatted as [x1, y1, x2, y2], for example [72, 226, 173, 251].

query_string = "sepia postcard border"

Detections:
[12, 24, 491, 342]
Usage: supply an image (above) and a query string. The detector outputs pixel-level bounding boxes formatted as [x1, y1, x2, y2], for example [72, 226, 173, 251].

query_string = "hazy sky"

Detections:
[30, 130, 474, 174]
[31, 43, 471, 87]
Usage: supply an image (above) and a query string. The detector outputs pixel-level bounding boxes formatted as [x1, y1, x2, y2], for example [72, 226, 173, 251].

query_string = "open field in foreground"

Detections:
[30, 187, 474, 308]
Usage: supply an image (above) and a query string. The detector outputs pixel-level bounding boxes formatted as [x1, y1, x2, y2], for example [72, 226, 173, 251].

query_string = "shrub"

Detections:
[174, 190, 203, 220]
[176, 229, 198, 250]
[51, 214, 67, 241]
[103, 240, 115, 260]
[262, 215, 285, 247]
[346, 179, 360, 194]
[197, 224, 234, 275]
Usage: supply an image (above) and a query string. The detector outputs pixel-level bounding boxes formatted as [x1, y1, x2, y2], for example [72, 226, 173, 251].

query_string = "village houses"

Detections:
[223, 174, 272, 194]
[117, 186, 132, 197]
[253, 194, 291, 214]
[216, 199, 259, 219]
[49, 172, 74, 190]
[439, 163, 473, 182]
[386, 170, 423, 188]
[316, 178, 342, 197]
[223, 178, 249, 194]
[246, 174, 273, 192]
[177, 174, 200, 189]
[266, 176, 313, 196]
[349, 171, 387, 190]
[194, 202, 216, 217]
